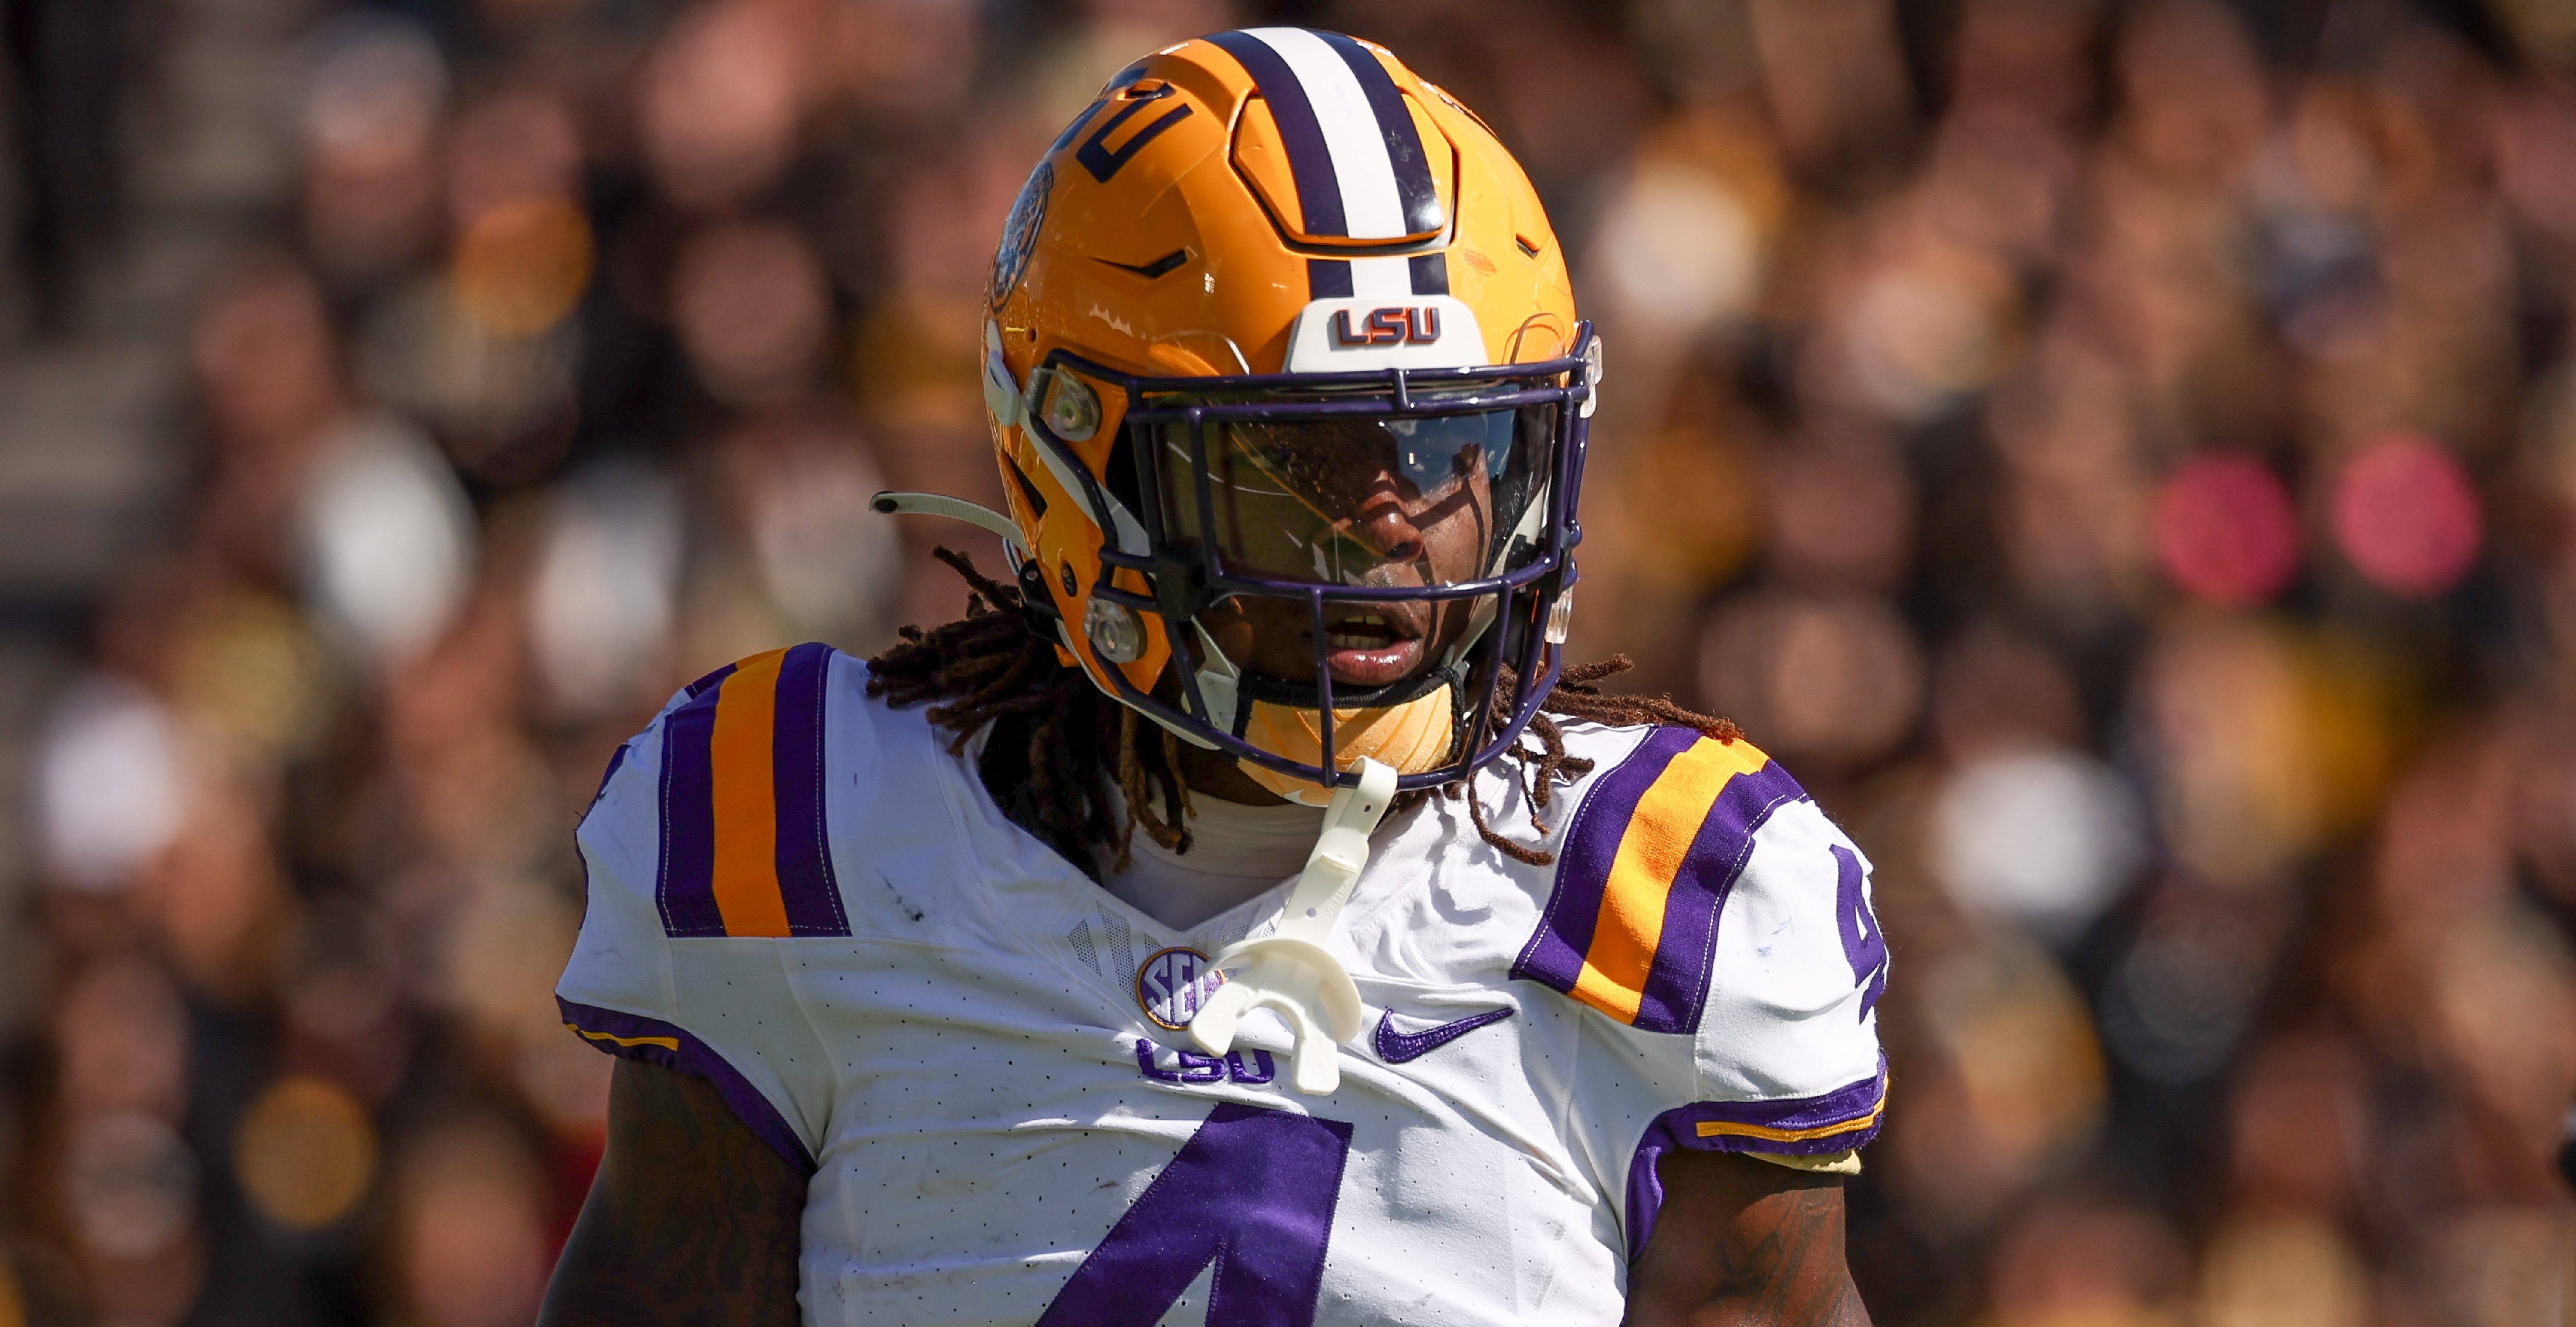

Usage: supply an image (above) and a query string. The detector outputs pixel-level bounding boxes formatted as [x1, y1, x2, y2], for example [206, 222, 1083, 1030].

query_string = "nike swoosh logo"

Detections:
[1372, 1007, 1515, 1063]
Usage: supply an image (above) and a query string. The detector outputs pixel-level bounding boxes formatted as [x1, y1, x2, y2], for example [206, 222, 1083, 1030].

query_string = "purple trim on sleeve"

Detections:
[771, 643, 851, 937]
[556, 995, 817, 1175]
[1622, 1058, 1888, 1262]
[656, 681, 728, 937]
[1631, 759, 1806, 1034]
[1511, 727, 1697, 996]
[1683, 1065, 1887, 1138]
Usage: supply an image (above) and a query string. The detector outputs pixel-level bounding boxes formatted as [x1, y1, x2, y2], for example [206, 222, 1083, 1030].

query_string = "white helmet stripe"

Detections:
[1242, 28, 1410, 240]
[1346, 255, 1413, 299]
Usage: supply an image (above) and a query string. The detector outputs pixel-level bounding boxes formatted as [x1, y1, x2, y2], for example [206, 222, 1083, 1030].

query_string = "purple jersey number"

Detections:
[1034, 1102, 1352, 1327]
[1832, 845, 1888, 1021]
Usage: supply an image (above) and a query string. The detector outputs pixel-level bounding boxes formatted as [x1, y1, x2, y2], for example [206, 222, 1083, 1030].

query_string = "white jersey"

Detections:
[556, 643, 1889, 1327]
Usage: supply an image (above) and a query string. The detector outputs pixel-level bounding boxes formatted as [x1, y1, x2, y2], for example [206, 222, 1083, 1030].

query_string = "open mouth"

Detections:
[1320, 609, 1427, 688]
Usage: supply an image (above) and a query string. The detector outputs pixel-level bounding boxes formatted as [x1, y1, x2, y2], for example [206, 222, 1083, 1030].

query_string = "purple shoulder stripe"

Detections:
[556, 995, 817, 1175]
[683, 660, 737, 699]
[1622, 1057, 1889, 1261]
[1510, 727, 1698, 997]
[656, 681, 727, 937]
[771, 643, 851, 937]
[1631, 757, 1806, 1034]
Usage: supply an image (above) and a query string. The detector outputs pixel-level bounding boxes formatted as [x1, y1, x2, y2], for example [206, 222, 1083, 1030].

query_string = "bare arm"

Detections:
[1622, 1150, 1872, 1327]
[538, 1057, 806, 1327]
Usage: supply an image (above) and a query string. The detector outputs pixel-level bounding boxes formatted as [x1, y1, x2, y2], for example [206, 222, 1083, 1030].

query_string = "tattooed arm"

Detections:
[538, 1058, 806, 1327]
[1622, 1151, 1872, 1327]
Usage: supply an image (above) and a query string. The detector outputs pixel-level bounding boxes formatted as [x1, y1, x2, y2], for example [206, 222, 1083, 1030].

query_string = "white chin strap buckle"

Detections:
[1186, 758, 1398, 1095]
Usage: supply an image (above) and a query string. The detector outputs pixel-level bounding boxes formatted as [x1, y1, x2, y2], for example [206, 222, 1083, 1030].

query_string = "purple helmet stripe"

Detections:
[1631, 758, 1807, 1033]
[1206, 30, 1347, 238]
[1306, 256, 1354, 298]
[1408, 252, 1449, 295]
[1315, 31, 1443, 235]
[769, 643, 851, 937]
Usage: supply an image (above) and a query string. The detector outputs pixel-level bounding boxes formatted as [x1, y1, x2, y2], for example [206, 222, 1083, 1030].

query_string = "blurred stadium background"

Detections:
[0, 0, 2570, 1322]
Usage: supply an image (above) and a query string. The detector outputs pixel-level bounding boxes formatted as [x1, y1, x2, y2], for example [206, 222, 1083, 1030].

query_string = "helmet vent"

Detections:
[1097, 249, 1190, 279]
[1001, 451, 1048, 519]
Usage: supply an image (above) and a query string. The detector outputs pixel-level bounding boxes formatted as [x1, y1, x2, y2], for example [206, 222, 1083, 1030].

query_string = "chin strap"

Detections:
[1186, 758, 1397, 1094]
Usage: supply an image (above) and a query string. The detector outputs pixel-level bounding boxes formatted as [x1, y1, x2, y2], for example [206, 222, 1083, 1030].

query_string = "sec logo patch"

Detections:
[1135, 946, 1223, 1032]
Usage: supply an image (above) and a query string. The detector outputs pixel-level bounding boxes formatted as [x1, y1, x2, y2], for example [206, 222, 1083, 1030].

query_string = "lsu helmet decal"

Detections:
[877, 27, 1601, 804]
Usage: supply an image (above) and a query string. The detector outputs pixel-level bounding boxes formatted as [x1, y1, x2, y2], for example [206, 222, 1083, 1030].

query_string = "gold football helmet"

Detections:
[880, 27, 1599, 805]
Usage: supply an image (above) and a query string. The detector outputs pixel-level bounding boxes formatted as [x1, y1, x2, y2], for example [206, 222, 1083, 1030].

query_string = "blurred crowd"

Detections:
[3, 0, 2574, 1323]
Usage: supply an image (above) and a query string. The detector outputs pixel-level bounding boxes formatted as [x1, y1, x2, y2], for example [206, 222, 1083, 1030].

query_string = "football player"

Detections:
[541, 28, 1887, 1327]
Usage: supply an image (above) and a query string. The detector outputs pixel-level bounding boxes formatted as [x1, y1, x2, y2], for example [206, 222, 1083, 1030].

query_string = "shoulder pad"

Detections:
[656, 642, 854, 939]
[1511, 727, 1805, 1034]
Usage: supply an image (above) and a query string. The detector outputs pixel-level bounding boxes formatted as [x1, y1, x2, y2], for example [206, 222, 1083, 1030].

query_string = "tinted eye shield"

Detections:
[1175, 402, 1541, 591]
[1015, 327, 1596, 794]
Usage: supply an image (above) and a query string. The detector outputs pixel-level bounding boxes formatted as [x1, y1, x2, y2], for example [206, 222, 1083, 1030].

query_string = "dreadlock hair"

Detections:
[865, 548, 1740, 873]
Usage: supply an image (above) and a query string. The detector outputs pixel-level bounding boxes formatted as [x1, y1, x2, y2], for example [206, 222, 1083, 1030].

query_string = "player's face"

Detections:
[1176, 414, 1500, 689]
